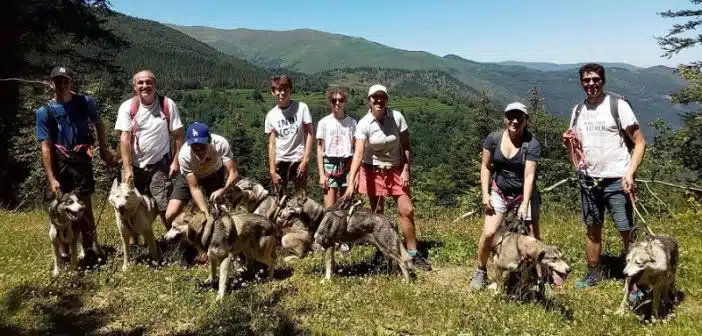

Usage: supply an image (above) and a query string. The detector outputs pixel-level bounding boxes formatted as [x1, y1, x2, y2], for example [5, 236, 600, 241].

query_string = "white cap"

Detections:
[368, 84, 388, 97]
[504, 102, 528, 115]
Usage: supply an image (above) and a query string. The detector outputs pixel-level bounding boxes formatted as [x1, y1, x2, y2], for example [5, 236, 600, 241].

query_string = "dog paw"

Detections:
[52, 269, 60, 277]
[121, 264, 129, 272]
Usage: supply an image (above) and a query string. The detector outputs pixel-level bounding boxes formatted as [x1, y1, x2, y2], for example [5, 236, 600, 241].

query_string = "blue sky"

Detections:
[110, 0, 699, 67]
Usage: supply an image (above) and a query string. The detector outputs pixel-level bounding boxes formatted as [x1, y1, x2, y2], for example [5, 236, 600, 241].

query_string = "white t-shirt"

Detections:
[316, 114, 357, 158]
[355, 109, 408, 166]
[569, 95, 638, 178]
[178, 134, 233, 179]
[115, 97, 183, 168]
[264, 101, 312, 162]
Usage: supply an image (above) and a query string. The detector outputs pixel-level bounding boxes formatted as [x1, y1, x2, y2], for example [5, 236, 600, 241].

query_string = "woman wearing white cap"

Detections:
[470, 102, 542, 290]
[342, 84, 432, 271]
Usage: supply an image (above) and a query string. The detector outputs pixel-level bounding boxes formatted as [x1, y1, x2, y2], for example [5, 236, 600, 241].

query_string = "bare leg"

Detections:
[477, 211, 506, 268]
[165, 199, 186, 228]
[324, 188, 337, 209]
[395, 194, 418, 251]
[586, 225, 602, 266]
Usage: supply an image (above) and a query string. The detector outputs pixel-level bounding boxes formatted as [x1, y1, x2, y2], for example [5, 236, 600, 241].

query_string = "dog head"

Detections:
[236, 178, 269, 212]
[277, 193, 324, 230]
[49, 191, 85, 227]
[623, 238, 668, 283]
[536, 245, 571, 286]
[164, 206, 208, 244]
[108, 178, 143, 214]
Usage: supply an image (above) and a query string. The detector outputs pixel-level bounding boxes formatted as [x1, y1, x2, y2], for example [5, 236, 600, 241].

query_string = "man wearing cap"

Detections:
[35, 65, 115, 263]
[470, 101, 542, 290]
[115, 69, 184, 230]
[342, 84, 432, 271]
[264, 75, 314, 196]
[165, 122, 240, 227]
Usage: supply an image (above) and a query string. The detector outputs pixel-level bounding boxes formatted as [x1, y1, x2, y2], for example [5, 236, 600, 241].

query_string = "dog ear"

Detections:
[537, 249, 546, 262]
[54, 189, 64, 201]
[111, 178, 119, 191]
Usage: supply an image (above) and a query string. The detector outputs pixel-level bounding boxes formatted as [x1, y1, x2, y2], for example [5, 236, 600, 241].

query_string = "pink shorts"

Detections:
[358, 164, 410, 197]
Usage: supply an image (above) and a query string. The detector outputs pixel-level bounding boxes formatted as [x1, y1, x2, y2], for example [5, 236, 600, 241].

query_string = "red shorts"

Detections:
[358, 164, 410, 197]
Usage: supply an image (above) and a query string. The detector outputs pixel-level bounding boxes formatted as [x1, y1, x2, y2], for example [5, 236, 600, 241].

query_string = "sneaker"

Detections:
[629, 285, 649, 306]
[410, 254, 432, 271]
[470, 268, 488, 290]
[575, 269, 600, 289]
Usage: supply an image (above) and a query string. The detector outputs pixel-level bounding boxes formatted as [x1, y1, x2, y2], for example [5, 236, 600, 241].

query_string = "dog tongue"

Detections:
[551, 270, 564, 286]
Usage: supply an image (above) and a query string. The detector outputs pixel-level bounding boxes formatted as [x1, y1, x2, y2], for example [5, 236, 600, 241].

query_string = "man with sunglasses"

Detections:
[264, 75, 313, 196]
[35, 65, 115, 264]
[565, 63, 646, 290]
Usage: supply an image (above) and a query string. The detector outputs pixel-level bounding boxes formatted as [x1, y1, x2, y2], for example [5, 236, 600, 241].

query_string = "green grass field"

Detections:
[0, 203, 700, 335]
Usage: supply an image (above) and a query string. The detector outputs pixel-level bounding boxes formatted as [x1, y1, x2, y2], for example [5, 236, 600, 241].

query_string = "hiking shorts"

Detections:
[127, 155, 171, 212]
[578, 172, 633, 232]
[358, 164, 410, 197]
[274, 161, 307, 194]
[54, 150, 95, 198]
[490, 190, 541, 222]
[323, 156, 352, 189]
[170, 167, 226, 202]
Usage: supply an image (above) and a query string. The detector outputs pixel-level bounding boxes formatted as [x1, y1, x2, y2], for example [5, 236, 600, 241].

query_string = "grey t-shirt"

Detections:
[264, 101, 313, 162]
[483, 130, 541, 196]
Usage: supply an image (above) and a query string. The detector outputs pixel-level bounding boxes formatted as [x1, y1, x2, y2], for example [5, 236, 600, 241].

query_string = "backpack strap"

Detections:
[521, 134, 530, 165]
[158, 95, 171, 132]
[606, 92, 635, 153]
[572, 103, 584, 128]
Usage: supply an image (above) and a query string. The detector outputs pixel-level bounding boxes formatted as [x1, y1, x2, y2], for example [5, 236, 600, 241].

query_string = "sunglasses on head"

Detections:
[330, 98, 345, 104]
[581, 77, 602, 84]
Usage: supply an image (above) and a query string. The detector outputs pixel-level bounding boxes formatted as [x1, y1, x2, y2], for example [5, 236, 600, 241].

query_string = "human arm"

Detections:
[317, 138, 326, 188]
[399, 130, 412, 187]
[342, 138, 366, 199]
[267, 132, 281, 186]
[210, 159, 239, 202]
[623, 126, 646, 194]
[119, 131, 133, 182]
[170, 128, 185, 177]
[480, 148, 494, 214]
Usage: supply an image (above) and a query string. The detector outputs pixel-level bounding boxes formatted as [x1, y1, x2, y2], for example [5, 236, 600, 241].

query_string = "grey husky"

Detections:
[314, 201, 412, 281]
[488, 228, 572, 297]
[48, 191, 86, 276]
[617, 234, 679, 319]
[165, 203, 277, 300]
[108, 178, 161, 271]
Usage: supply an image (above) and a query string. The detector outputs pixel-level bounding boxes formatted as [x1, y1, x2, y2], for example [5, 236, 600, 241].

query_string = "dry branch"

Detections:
[0, 78, 51, 87]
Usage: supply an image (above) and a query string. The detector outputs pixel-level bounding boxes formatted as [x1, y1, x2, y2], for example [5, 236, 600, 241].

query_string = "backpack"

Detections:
[129, 95, 171, 153]
[45, 94, 94, 150]
[571, 92, 635, 154]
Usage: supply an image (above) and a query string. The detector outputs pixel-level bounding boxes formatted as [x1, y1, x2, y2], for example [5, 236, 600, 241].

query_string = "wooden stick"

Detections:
[452, 209, 477, 223]
[0, 78, 51, 87]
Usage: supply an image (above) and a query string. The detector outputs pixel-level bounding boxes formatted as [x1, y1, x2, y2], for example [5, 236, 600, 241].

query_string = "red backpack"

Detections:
[129, 95, 171, 153]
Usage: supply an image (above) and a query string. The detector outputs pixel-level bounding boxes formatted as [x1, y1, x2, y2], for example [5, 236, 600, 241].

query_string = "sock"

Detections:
[407, 249, 418, 257]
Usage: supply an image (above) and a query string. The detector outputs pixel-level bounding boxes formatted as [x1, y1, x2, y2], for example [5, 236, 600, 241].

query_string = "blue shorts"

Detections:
[578, 173, 633, 232]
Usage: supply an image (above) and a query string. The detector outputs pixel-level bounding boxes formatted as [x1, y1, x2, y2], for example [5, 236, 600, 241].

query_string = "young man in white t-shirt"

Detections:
[564, 63, 646, 290]
[264, 75, 313, 196]
[165, 122, 240, 225]
[316, 87, 357, 208]
[115, 69, 184, 230]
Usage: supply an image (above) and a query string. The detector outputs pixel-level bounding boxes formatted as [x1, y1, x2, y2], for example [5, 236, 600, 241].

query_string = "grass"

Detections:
[0, 202, 701, 335]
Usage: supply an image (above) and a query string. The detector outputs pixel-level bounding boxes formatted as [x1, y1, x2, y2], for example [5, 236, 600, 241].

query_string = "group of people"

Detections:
[36, 62, 646, 293]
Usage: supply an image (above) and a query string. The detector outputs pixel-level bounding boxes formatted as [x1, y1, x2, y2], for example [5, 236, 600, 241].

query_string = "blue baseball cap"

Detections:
[186, 122, 211, 145]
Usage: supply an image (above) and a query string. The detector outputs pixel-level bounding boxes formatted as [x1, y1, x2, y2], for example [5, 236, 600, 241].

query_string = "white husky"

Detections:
[108, 178, 161, 271]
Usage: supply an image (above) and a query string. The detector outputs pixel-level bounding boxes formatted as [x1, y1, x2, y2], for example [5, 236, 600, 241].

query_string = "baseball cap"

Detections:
[504, 102, 528, 115]
[367, 84, 388, 97]
[186, 122, 211, 145]
[50, 66, 73, 81]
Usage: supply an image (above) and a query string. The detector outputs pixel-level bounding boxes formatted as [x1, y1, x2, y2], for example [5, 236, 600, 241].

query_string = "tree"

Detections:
[658, 0, 702, 178]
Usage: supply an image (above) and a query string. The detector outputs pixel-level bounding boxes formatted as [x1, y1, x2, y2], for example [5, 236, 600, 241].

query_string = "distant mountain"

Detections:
[103, 14, 270, 89]
[491, 60, 641, 72]
[168, 24, 689, 130]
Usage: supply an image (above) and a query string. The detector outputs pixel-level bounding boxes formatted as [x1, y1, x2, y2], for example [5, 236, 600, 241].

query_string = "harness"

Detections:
[45, 95, 94, 159]
[128, 95, 171, 155]
[487, 130, 531, 213]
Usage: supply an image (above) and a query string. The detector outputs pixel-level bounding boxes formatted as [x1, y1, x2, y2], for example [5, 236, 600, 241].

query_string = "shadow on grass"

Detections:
[502, 272, 575, 321]
[172, 286, 310, 336]
[599, 253, 626, 280]
[630, 288, 686, 322]
[0, 275, 143, 335]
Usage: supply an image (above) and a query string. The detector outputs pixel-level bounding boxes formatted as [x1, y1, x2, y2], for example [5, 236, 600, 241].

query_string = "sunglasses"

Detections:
[581, 77, 602, 84]
[505, 112, 525, 121]
[330, 98, 345, 104]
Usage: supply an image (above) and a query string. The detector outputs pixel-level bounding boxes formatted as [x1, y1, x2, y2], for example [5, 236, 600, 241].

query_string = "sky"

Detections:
[110, 0, 700, 67]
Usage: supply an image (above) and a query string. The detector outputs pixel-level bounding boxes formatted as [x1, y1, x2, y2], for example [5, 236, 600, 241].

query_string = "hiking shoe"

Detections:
[411, 254, 432, 271]
[575, 269, 600, 289]
[470, 268, 488, 290]
[629, 286, 649, 306]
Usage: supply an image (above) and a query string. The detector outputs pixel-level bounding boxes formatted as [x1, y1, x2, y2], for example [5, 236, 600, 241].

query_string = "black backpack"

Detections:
[571, 92, 635, 154]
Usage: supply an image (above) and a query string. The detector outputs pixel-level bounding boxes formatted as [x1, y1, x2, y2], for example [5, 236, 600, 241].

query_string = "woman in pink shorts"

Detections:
[342, 84, 432, 271]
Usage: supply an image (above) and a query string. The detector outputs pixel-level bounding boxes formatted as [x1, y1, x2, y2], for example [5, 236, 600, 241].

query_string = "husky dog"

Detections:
[165, 204, 277, 300]
[617, 234, 679, 319]
[108, 178, 161, 271]
[48, 191, 86, 276]
[274, 194, 326, 259]
[235, 178, 275, 214]
[488, 228, 571, 296]
[314, 201, 412, 281]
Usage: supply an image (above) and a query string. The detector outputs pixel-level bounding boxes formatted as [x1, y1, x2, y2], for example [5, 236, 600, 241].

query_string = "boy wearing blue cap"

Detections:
[165, 122, 240, 227]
